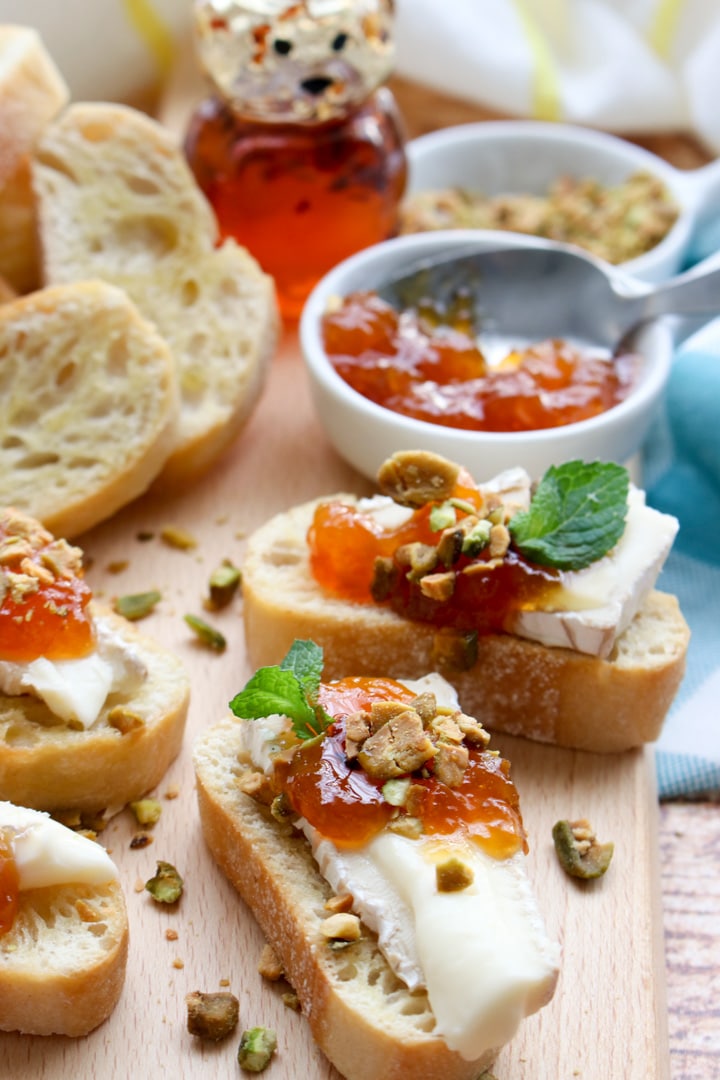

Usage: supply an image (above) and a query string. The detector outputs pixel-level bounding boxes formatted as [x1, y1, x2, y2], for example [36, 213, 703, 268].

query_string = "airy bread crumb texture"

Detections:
[32, 102, 280, 487]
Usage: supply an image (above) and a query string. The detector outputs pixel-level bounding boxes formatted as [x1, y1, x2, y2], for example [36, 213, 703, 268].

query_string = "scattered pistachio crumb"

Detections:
[436, 855, 474, 893]
[107, 705, 145, 733]
[206, 559, 242, 608]
[219, 978, 231, 988]
[134, 878, 145, 893]
[114, 590, 162, 621]
[320, 913, 361, 941]
[173, 958, 185, 970]
[136, 530, 155, 542]
[186, 990, 239, 1041]
[164, 785, 180, 800]
[238, 1027, 277, 1073]
[323, 892, 353, 915]
[552, 818, 614, 880]
[282, 991, 301, 1012]
[106, 560, 129, 574]
[160, 524, 197, 550]
[184, 613, 227, 651]
[129, 833, 153, 849]
[165, 929, 179, 942]
[145, 860, 184, 903]
[129, 798, 162, 827]
[257, 943, 285, 981]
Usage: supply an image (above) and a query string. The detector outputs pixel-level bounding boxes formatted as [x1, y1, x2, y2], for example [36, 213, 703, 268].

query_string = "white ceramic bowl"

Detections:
[299, 229, 673, 482]
[404, 120, 720, 282]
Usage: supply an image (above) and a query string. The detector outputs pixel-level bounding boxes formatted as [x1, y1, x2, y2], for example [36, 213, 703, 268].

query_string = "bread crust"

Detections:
[194, 717, 498, 1080]
[0, 606, 189, 815]
[241, 498, 689, 753]
[0, 879, 128, 1036]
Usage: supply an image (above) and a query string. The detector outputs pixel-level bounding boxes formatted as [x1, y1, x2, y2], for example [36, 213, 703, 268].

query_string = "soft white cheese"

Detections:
[241, 674, 560, 1062]
[0, 801, 118, 889]
[356, 475, 678, 658]
[0, 614, 147, 729]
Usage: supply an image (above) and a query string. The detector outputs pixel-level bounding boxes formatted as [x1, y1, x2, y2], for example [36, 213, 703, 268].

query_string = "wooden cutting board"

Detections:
[0, 334, 669, 1080]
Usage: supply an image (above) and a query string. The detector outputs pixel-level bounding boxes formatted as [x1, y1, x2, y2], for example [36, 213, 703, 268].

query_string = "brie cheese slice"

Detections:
[0, 801, 118, 889]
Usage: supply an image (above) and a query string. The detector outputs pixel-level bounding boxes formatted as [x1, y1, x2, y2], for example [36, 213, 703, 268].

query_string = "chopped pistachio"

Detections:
[207, 559, 242, 608]
[107, 706, 145, 733]
[114, 590, 162, 620]
[436, 855, 475, 892]
[145, 860, 184, 903]
[160, 524, 197, 550]
[186, 990, 239, 1041]
[462, 519, 492, 557]
[184, 613, 226, 651]
[257, 943, 285, 981]
[282, 991, 301, 1012]
[129, 833, 153, 849]
[429, 501, 457, 532]
[552, 818, 614, 880]
[136, 530, 155, 542]
[324, 892, 353, 914]
[106, 559, 129, 574]
[377, 450, 460, 506]
[382, 778, 411, 806]
[237, 1026, 277, 1073]
[129, 798, 162, 827]
[370, 555, 398, 602]
[320, 912, 361, 941]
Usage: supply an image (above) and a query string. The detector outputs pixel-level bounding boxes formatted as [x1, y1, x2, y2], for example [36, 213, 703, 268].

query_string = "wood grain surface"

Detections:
[0, 338, 678, 1079]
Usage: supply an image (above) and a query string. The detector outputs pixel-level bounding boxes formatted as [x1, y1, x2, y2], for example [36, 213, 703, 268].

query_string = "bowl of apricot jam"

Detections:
[299, 229, 673, 482]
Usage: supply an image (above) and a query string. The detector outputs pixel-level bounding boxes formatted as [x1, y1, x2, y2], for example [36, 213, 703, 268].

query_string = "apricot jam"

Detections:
[0, 829, 19, 937]
[322, 291, 638, 431]
[273, 677, 525, 858]
[0, 521, 94, 663]
[308, 493, 562, 632]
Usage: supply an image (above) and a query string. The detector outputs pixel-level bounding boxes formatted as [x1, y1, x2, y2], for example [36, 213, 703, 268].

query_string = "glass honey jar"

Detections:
[185, 0, 407, 319]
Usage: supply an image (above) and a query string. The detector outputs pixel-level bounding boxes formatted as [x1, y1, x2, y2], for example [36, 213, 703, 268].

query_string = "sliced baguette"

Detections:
[32, 102, 280, 487]
[241, 498, 690, 753]
[0, 606, 189, 816]
[0, 280, 179, 538]
[0, 25, 69, 293]
[0, 877, 128, 1036]
[194, 716, 501, 1080]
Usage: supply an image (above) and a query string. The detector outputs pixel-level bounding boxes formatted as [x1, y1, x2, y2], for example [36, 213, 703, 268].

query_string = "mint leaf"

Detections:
[508, 461, 629, 570]
[229, 640, 331, 740]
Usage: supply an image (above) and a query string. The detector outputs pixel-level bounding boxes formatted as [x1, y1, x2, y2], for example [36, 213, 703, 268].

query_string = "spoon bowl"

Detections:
[300, 230, 686, 481]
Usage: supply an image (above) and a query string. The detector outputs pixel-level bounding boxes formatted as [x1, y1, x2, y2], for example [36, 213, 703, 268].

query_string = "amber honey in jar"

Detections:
[185, 0, 407, 319]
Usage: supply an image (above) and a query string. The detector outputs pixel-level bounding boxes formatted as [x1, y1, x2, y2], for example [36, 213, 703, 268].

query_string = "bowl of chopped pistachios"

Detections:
[398, 120, 718, 283]
[300, 228, 675, 482]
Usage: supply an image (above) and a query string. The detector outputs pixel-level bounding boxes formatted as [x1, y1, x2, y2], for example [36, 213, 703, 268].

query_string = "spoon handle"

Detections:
[634, 248, 720, 321]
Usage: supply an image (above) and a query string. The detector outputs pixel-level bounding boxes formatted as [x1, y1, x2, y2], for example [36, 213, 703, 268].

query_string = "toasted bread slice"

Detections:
[241, 497, 689, 753]
[32, 102, 280, 487]
[194, 716, 514, 1080]
[0, 606, 189, 816]
[0, 280, 179, 538]
[0, 25, 69, 293]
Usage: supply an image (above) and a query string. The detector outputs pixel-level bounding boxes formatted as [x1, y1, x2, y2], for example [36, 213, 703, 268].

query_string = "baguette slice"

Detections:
[0, 25, 69, 293]
[0, 280, 179, 538]
[0, 606, 189, 816]
[194, 717, 513, 1080]
[32, 102, 280, 487]
[241, 498, 690, 753]
[0, 804, 128, 1037]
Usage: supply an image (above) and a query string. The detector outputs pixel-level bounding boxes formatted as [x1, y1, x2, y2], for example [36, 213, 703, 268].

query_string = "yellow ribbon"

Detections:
[646, 0, 685, 59]
[511, 0, 562, 122]
[121, 0, 175, 80]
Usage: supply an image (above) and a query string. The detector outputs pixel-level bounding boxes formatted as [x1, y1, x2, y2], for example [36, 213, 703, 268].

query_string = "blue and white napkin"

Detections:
[643, 323, 720, 799]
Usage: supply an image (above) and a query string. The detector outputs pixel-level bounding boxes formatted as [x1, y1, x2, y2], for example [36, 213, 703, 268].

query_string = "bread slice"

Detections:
[194, 716, 504, 1080]
[32, 102, 280, 487]
[0, 25, 69, 293]
[0, 606, 189, 816]
[0, 279, 179, 538]
[0, 877, 128, 1036]
[241, 498, 690, 753]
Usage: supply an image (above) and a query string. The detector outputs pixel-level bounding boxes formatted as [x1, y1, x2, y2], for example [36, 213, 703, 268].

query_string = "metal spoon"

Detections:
[376, 239, 720, 355]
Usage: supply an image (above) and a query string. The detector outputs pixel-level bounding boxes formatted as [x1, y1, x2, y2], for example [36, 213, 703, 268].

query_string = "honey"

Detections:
[274, 676, 525, 857]
[186, 1, 407, 319]
[322, 290, 639, 431]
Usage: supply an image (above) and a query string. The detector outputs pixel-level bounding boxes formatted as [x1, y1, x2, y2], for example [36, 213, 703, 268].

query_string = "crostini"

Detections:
[194, 641, 560, 1080]
[241, 451, 689, 752]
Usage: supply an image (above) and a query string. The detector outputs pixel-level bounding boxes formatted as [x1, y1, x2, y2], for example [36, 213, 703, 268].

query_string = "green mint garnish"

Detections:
[508, 461, 629, 571]
[229, 639, 332, 741]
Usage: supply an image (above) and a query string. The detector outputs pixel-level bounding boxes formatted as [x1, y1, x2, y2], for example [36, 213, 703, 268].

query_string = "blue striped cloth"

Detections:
[642, 324, 720, 799]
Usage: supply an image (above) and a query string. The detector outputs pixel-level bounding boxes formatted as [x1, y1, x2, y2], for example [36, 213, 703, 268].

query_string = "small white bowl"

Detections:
[404, 120, 720, 282]
[299, 229, 673, 482]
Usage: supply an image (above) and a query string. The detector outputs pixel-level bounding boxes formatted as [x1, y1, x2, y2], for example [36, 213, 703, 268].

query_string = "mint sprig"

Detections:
[508, 461, 629, 571]
[229, 639, 332, 741]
